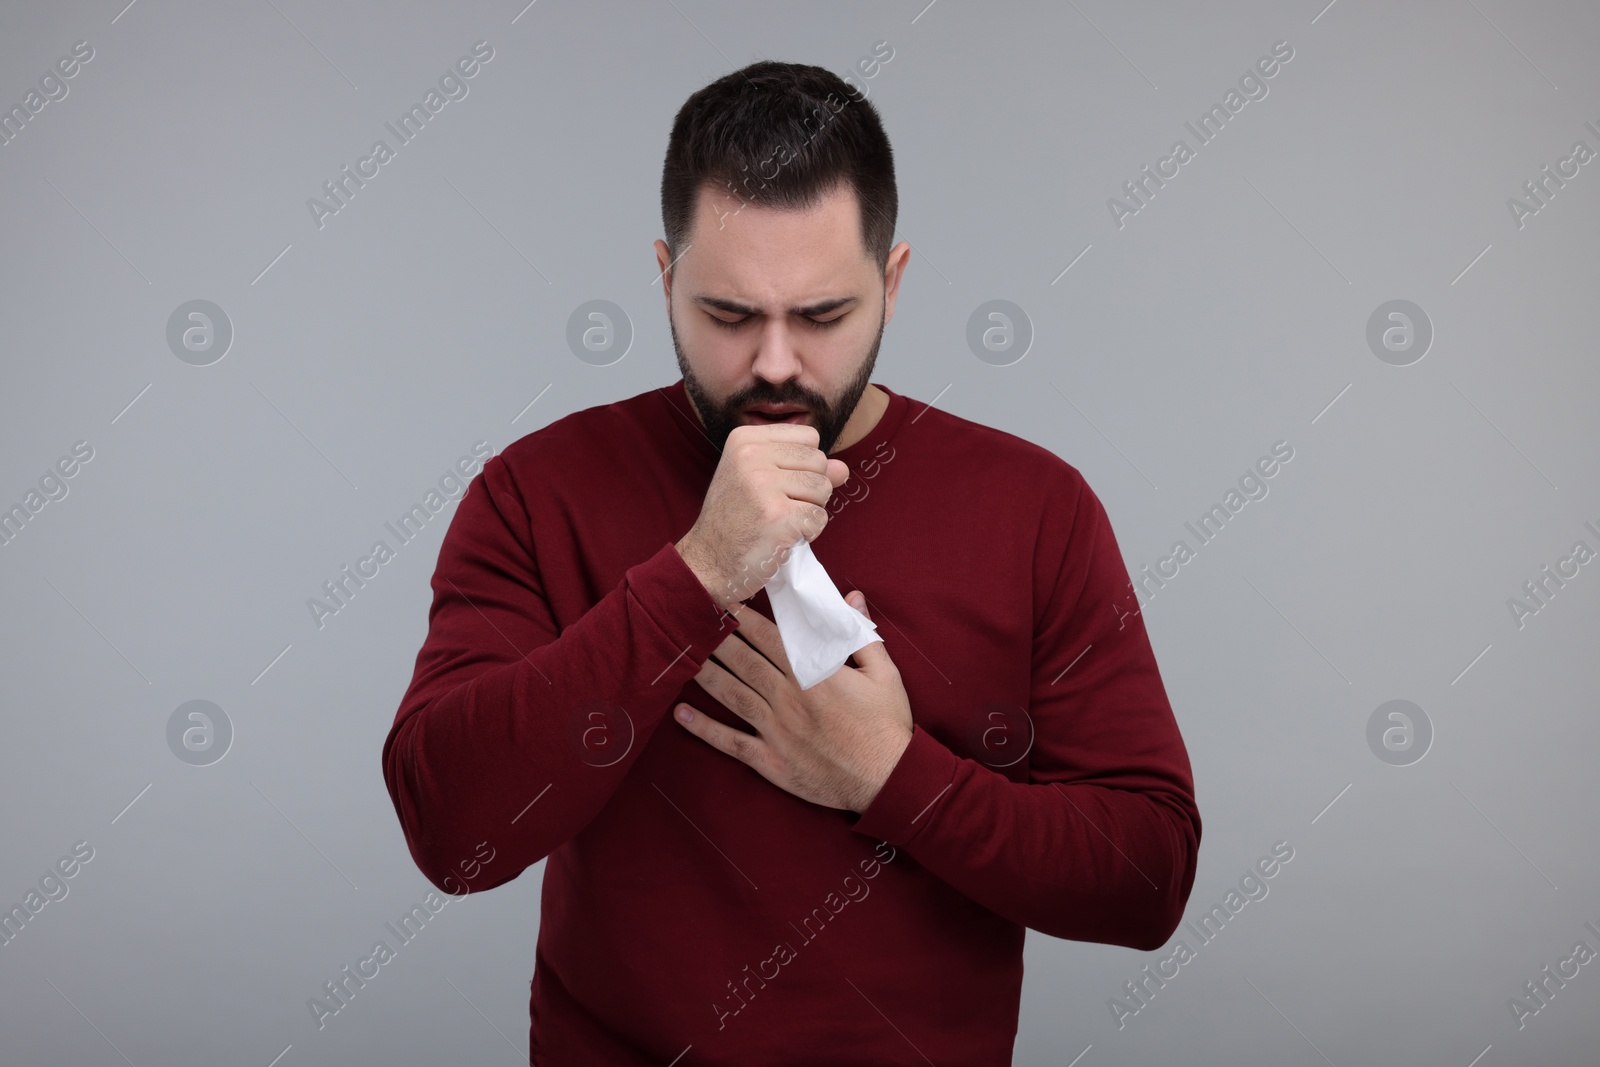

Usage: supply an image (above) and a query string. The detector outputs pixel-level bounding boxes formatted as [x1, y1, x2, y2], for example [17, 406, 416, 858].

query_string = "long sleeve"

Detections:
[381, 452, 738, 896]
[849, 471, 1201, 951]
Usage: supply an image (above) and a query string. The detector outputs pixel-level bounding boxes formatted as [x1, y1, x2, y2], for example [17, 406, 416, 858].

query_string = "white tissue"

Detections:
[762, 538, 880, 689]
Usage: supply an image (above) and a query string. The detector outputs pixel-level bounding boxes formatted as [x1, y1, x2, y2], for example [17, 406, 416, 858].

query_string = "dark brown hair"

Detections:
[660, 60, 898, 269]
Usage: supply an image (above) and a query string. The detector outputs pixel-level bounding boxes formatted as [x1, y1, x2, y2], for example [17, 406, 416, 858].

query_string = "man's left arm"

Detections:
[848, 471, 1201, 951]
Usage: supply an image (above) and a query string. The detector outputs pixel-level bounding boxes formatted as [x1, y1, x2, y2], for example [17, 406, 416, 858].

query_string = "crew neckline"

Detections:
[658, 378, 909, 471]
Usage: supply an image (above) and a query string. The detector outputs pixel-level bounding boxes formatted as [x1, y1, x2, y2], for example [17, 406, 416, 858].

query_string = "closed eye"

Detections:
[709, 314, 843, 331]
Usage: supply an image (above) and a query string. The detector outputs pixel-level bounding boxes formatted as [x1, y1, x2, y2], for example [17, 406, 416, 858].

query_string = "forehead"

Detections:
[682, 180, 871, 297]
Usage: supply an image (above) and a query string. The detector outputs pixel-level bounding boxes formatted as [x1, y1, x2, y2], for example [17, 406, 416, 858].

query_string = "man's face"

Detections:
[657, 181, 897, 455]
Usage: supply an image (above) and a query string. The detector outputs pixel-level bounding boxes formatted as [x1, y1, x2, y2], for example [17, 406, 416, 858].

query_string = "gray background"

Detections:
[2, 0, 1597, 1063]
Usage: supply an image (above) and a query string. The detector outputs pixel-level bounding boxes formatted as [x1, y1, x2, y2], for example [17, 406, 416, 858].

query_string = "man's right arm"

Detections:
[381, 453, 738, 895]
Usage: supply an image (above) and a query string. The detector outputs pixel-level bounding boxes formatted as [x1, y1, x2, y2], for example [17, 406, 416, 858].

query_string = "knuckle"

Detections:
[732, 688, 762, 720]
[785, 442, 819, 466]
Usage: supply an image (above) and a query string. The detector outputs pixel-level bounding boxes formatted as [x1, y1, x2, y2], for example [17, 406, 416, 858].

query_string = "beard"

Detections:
[669, 299, 886, 455]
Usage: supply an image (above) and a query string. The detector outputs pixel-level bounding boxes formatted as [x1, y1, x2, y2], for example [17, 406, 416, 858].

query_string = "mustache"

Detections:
[737, 391, 825, 410]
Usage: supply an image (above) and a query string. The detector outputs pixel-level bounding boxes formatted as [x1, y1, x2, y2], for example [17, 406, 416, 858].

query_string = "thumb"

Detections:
[846, 591, 892, 672]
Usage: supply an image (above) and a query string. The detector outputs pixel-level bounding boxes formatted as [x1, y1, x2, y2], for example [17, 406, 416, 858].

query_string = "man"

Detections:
[383, 60, 1200, 1065]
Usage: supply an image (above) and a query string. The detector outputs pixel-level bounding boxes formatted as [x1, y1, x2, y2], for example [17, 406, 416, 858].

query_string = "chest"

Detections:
[532, 475, 1042, 780]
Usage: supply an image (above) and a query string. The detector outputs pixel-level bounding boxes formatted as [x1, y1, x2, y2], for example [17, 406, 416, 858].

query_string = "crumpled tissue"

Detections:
[763, 538, 880, 689]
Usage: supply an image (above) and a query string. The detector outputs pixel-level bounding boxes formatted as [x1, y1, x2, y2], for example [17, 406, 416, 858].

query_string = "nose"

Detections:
[750, 317, 805, 384]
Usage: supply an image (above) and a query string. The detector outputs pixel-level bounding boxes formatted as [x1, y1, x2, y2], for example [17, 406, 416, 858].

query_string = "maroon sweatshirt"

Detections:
[382, 378, 1200, 1065]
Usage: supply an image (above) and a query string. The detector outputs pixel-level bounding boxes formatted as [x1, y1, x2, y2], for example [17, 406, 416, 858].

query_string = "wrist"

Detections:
[854, 726, 914, 814]
[675, 536, 737, 610]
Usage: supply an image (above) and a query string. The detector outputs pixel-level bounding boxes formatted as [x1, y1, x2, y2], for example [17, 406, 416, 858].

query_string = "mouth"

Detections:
[743, 406, 809, 424]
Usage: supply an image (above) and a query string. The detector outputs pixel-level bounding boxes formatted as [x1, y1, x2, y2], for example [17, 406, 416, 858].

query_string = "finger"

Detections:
[731, 419, 819, 448]
[719, 621, 788, 682]
[724, 602, 794, 678]
[775, 468, 836, 509]
[844, 590, 893, 673]
[696, 654, 774, 728]
[730, 423, 825, 472]
[772, 435, 827, 473]
[674, 703, 767, 768]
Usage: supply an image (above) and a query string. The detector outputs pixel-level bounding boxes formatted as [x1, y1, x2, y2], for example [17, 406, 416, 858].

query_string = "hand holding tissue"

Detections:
[763, 538, 880, 689]
[675, 417, 873, 689]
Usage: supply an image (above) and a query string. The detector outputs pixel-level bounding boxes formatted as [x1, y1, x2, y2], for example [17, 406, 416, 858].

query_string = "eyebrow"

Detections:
[693, 295, 859, 317]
